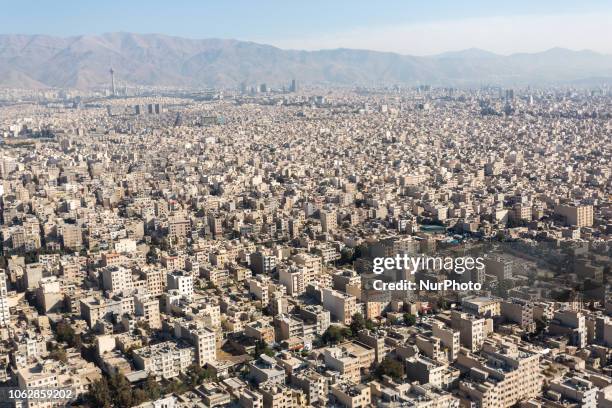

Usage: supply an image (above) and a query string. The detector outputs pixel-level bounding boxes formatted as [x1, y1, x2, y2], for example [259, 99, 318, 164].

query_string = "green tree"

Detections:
[116, 387, 133, 408]
[55, 321, 75, 343]
[185, 364, 204, 387]
[161, 379, 188, 395]
[143, 374, 161, 400]
[86, 378, 112, 408]
[322, 325, 345, 345]
[54, 321, 83, 350]
[350, 313, 366, 335]
[136, 320, 151, 333]
[341, 327, 353, 338]
[109, 373, 133, 408]
[132, 389, 147, 406]
[72, 333, 83, 350]
[495, 279, 514, 298]
[339, 248, 355, 264]
[253, 340, 274, 358]
[185, 364, 217, 387]
[375, 356, 404, 381]
[437, 299, 449, 310]
[365, 319, 376, 331]
[535, 317, 548, 336]
[403, 313, 416, 326]
[49, 348, 67, 363]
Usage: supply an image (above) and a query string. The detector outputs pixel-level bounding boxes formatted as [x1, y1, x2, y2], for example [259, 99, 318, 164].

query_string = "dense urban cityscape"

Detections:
[0, 79, 609, 408]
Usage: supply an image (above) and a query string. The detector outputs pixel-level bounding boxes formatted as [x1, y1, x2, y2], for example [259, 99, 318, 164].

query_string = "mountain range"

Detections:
[1, 32, 611, 89]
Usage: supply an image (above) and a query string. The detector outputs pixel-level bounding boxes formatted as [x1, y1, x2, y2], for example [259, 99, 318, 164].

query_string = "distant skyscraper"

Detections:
[259, 83, 268, 93]
[290, 79, 298, 92]
[110, 67, 116, 96]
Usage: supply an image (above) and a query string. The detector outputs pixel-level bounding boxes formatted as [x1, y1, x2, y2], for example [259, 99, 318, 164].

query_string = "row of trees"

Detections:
[86, 373, 160, 408]
[321, 312, 417, 346]
[319, 313, 374, 345]
[86, 364, 217, 408]
[321, 325, 353, 345]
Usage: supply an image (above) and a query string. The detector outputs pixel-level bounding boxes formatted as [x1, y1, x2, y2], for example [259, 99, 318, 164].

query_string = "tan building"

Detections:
[80, 295, 135, 328]
[406, 355, 447, 388]
[547, 376, 597, 408]
[62, 224, 83, 250]
[462, 297, 501, 318]
[451, 311, 489, 352]
[101, 266, 134, 294]
[245, 319, 275, 344]
[17, 355, 102, 406]
[36, 276, 63, 313]
[134, 293, 161, 329]
[322, 342, 375, 383]
[555, 204, 594, 227]
[259, 383, 299, 408]
[239, 389, 264, 408]
[386, 382, 460, 407]
[432, 320, 461, 361]
[357, 330, 386, 363]
[511, 204, 532, 222]
[291, 368, 329, 406]
[133, 341, 196, 379]
[168, 216, 191, 246]
[320, 209, 337, 233]
[144, 267, 165, 296]
[278, 265, 306, 296]
[173, 319, 217, 366]
[292, 253, 322, 285]
[457, 339, 542, 407]
[0, 271, 11, 327]
[331, 382, 371, 408]
[322, 288, 357, 325]
[501, 298, 535, 332]
[549, 309, 587, 348]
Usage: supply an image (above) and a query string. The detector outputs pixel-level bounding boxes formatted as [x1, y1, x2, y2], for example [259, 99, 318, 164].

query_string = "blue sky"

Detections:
[1, 0, 611, 54]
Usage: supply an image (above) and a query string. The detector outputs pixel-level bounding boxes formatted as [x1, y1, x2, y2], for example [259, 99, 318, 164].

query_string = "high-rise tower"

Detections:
[110, 67, 116, 96]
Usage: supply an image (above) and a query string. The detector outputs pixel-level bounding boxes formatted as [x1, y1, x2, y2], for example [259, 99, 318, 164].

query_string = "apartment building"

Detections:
[457, 339, 542, 407]
[322, 288, 357, 325]
[555, 204, 594, 227]
[331, 382, 371, 408]
[451, 311, 489, 352]
[133, 341, 196, 379]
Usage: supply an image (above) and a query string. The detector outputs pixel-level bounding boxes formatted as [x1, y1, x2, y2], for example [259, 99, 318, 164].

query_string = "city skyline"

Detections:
[1, 83, 609, 408]
[0, 3, 610, 408]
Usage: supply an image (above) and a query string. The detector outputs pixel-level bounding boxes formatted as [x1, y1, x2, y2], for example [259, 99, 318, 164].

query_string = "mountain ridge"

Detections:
[1, 32, 611, 89]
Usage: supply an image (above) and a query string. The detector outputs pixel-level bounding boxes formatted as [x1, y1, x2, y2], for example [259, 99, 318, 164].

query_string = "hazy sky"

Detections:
[1, 0, 611, 55]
